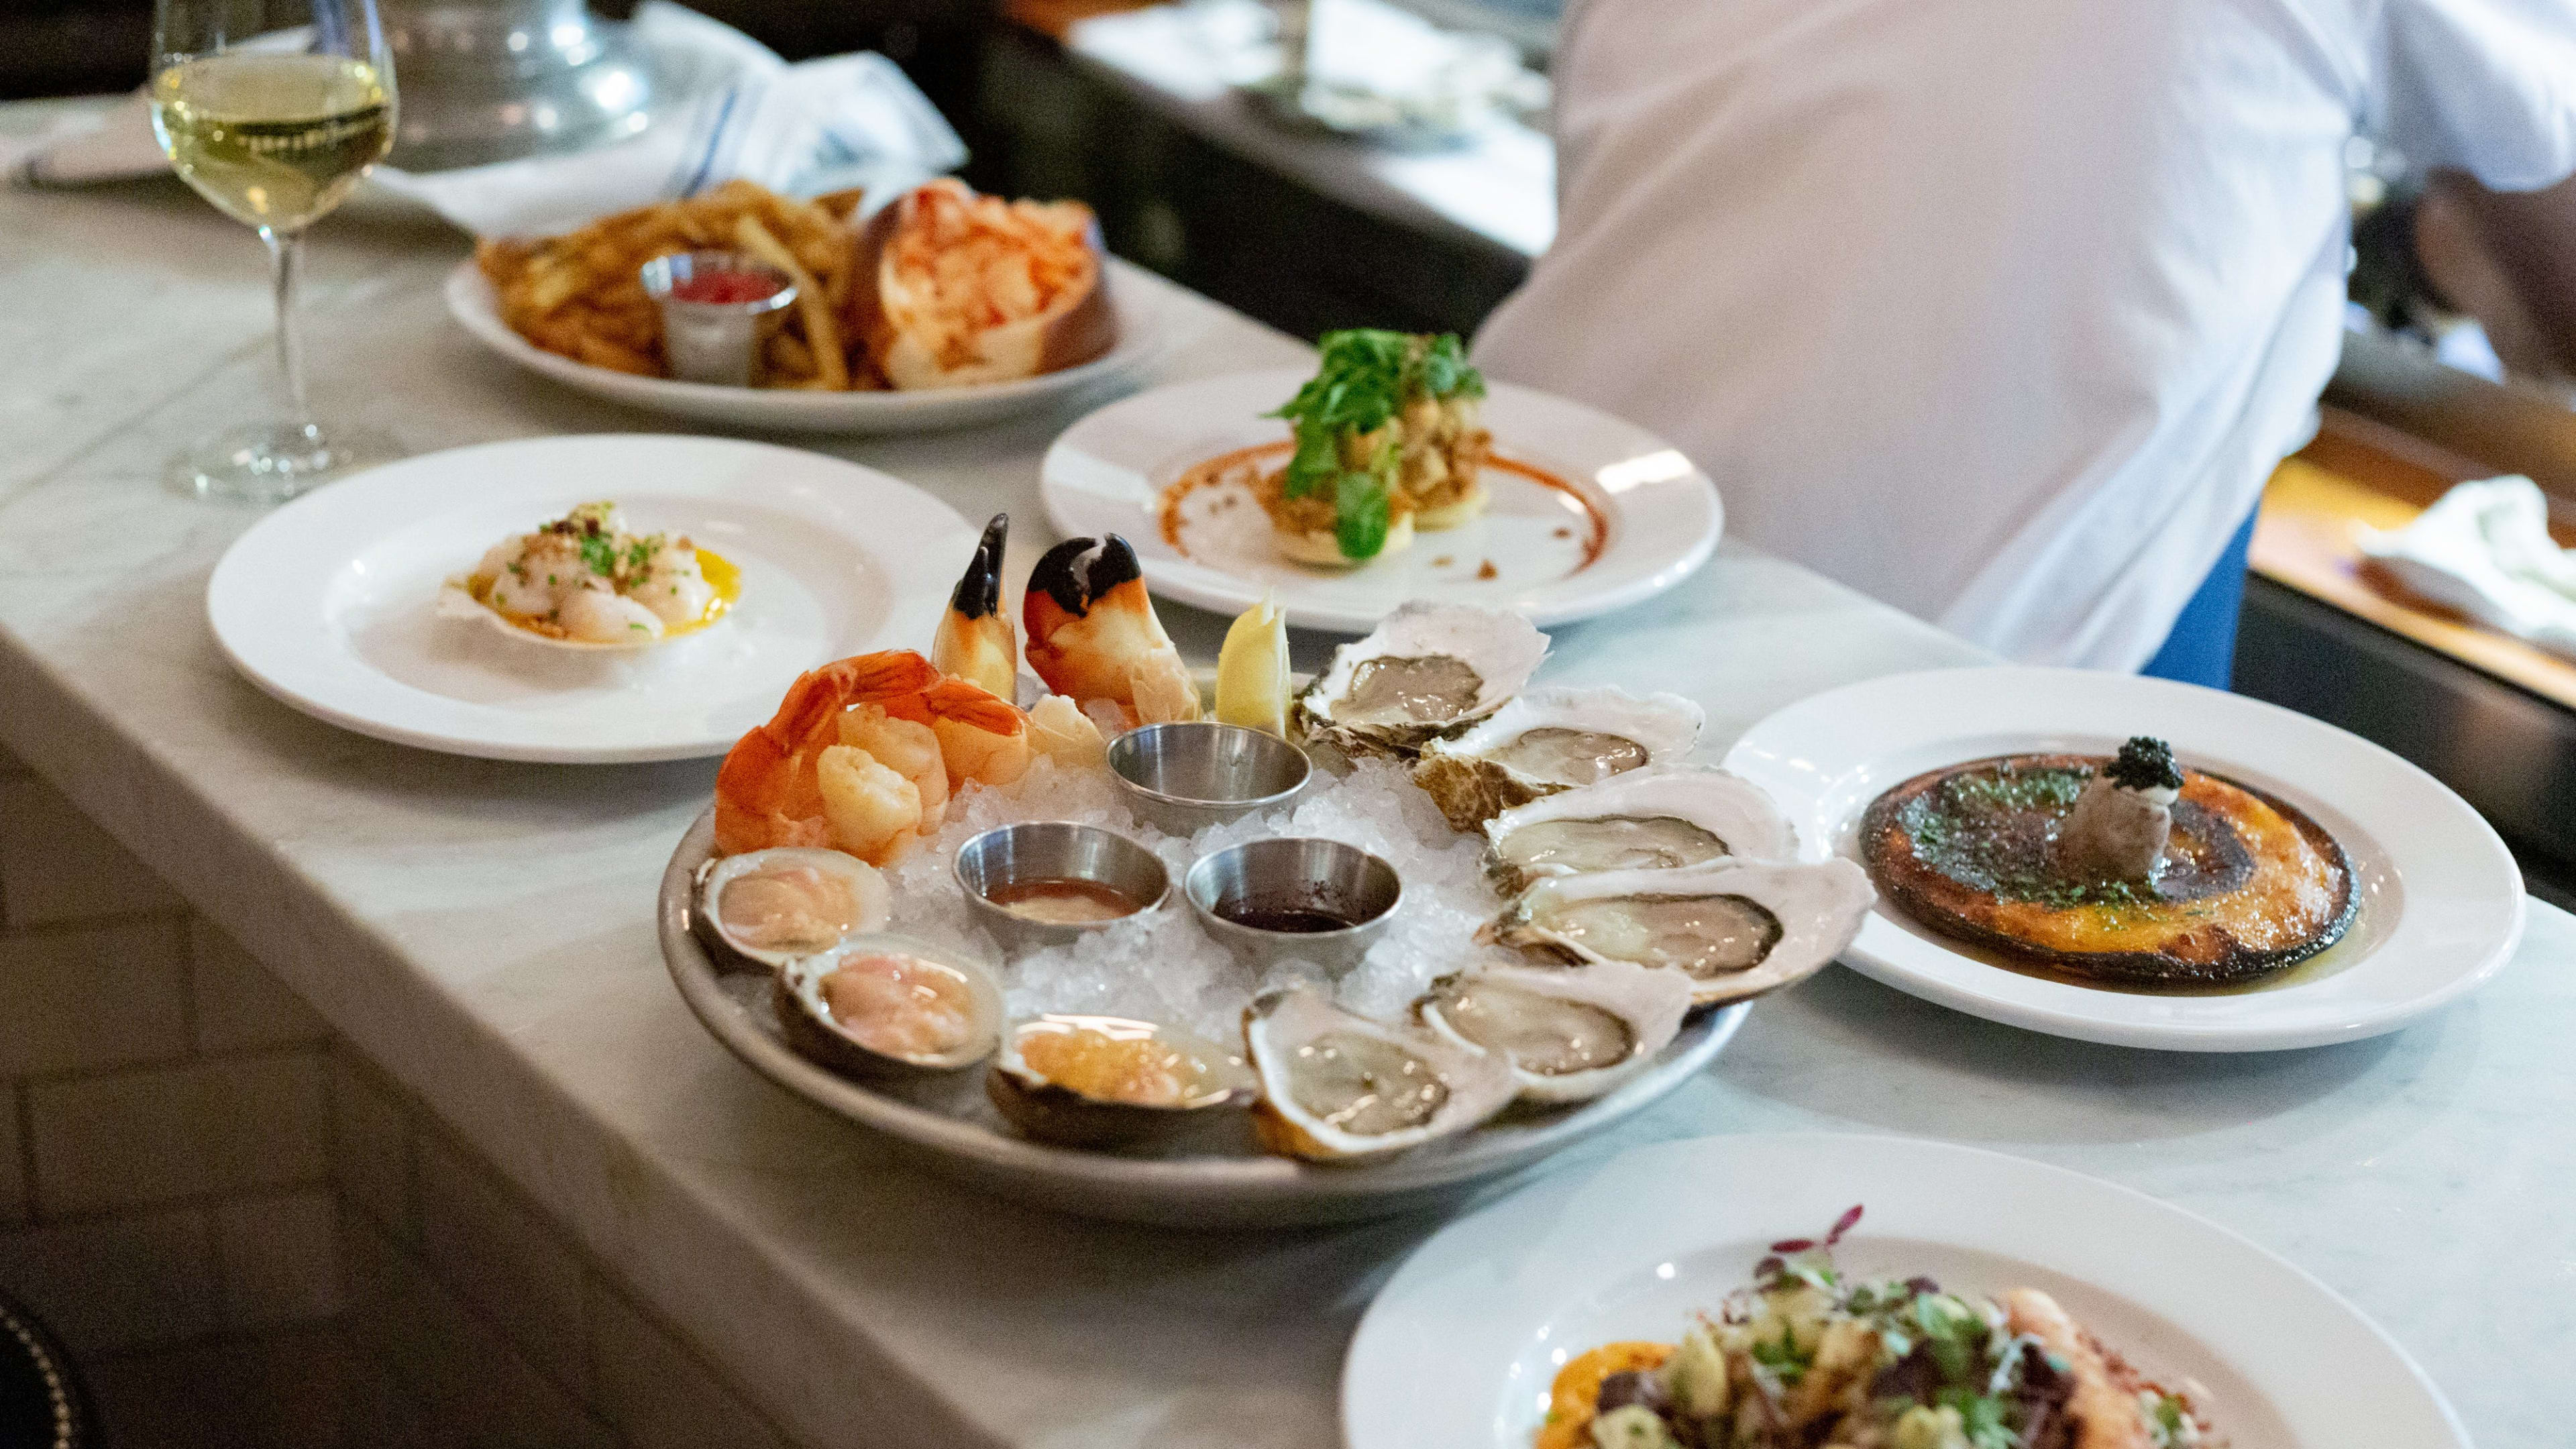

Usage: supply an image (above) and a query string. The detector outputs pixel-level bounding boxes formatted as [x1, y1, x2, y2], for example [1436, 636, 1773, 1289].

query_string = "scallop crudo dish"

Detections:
[1538, 1207, 2220, 1449]
[680, 515, 1872, 1163]
[439, 500, 739, 647]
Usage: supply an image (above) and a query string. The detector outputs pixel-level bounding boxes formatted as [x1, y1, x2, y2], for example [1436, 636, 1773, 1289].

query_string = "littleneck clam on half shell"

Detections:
[1482, 765, 1800, 894]
[774, 933, 1004, 1079]
[1413, 686, 1706, 830]
[986, 1014, 1258, 1149]
[1485, 858, 1876, 1007]
[1242, 985, 1517, 1161]
[693, 847, 892, 970]
[1292, 602, 1548, 759]
[1411, 959, 1691, 1104]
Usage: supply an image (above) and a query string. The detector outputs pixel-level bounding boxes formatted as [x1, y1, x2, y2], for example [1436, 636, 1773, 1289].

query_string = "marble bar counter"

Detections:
[3, 110, 2573, 1449]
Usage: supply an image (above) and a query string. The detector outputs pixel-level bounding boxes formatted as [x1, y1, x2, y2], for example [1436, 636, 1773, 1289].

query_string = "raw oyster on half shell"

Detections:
[1414, 686, 1705, 830]
[1485, 858, 1875, 1008]
[1291, 602, 1548, 759]
[1411, 959, 1691, 1104]
[693, 847, 891, 971]
[1242, 985, 1516, 1161]
[774, 934, 1004, 1079]
[1481, 765, 1799, 894]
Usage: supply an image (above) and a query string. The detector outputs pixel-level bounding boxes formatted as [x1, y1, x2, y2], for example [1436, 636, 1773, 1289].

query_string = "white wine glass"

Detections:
[150, 0, 400, 502]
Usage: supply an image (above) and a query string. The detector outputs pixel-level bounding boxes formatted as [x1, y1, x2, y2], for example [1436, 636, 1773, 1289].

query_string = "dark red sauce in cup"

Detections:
[667, 270, 784, 305]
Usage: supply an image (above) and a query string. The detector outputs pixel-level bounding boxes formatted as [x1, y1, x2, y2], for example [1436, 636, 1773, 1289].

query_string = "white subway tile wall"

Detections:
[0, 746, 808, 1449]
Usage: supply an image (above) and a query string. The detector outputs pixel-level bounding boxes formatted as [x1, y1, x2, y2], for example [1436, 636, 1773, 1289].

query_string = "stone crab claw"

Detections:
[932, 513, 1019, 701]
[1022, 534, 1201, 728]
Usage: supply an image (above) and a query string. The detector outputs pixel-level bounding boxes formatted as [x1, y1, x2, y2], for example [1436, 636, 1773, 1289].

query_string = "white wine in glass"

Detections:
[150, 0, 400, 502]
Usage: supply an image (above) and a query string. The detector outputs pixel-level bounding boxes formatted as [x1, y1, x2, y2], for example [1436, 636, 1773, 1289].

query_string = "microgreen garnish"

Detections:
[1267, 329, 1482, 561]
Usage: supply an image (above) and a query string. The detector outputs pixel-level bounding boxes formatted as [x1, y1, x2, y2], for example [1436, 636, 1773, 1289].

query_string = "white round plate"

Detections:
[207, 434, 974, 763]
[1722, 667, 2525, 1051]
[444, 261, 1166, 435]
[1039, 368, 1721, 632]
[1345, 1132, 2466, 1449]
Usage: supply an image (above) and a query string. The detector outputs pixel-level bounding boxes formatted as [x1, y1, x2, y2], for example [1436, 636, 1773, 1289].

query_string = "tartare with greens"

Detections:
[1262, 329, 1491, 566]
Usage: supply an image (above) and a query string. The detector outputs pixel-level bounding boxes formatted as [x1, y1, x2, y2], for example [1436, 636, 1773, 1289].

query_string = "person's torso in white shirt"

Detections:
[1474, 0, 2576, 668]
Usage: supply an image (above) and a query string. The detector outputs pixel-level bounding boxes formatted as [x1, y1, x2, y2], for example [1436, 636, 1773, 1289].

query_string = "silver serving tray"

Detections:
[657, 807, 1748, 1227]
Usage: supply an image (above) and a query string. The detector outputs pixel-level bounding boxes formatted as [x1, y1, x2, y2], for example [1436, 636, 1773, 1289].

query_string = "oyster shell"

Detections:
[1242, 985, 1516, 1161]
[1414, 687, 1705, 830]
[1411, 960, 1691, 1104]
[1292, 602, 1548, 759]
[986, 1014, 1257, 1149]
[773, 933, 1003, 1078]
[1485, 858, 1876, 1007]
[693, 848, 891, 971]
[1482, 765, 1799, 894]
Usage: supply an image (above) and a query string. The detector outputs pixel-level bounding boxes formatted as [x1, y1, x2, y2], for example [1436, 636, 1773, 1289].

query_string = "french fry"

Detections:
[734, 213, 847, 390]
[577, 334, 659, 375]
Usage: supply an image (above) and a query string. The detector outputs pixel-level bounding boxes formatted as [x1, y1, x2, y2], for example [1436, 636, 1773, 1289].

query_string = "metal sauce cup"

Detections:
[1107, 722, 1311, 835]
[954, 822, 1171, 953]
[637, 250, 796, 386]
[1185, 837, 1400, 974]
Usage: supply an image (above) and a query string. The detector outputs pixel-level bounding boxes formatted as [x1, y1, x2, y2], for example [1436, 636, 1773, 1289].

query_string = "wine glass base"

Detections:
[166, 420, 400, 504]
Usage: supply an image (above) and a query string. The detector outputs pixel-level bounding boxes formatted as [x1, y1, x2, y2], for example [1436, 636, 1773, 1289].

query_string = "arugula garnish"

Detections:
[1267, 329, 1483, 560]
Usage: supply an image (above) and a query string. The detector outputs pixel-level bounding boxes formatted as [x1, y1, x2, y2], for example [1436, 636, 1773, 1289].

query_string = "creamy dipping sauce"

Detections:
[989, 878, 1143, 925]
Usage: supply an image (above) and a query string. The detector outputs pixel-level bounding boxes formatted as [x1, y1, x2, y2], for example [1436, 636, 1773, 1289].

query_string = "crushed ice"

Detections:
[881, 755, 1527, 1042]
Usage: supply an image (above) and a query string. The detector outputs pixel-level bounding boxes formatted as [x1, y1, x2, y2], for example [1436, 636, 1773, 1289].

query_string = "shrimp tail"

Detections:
[931, 513, 1019, 700]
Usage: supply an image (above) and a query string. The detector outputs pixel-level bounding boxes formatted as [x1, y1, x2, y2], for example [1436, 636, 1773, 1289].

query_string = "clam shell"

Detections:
[1241, 985, 1516, 1161]
[773, 933, 1004, 1079]
[1481, 765, 1799, 894]
[692, 847, 891, 971]
[1411, 960, 1691, 1104]
[1414, 686, 1705, 830]
[1292, 602, 1548, 759]
[1484, 858, 1876, 1007]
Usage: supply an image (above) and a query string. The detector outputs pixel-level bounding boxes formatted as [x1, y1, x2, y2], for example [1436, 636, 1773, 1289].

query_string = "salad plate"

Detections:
[207, 434, 973, 763]
[1344, 1132, 2467, 1449]
[445, 260, 1169, 435]
[1039, 368, 1722, 633]
[1723, 667, 2524, 1051]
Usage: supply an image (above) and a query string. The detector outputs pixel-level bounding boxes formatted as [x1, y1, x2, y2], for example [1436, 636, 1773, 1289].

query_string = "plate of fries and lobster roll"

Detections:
[449, 178, 1166, 434]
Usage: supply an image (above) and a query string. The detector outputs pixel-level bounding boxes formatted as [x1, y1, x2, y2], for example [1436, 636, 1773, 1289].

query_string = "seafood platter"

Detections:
[449, 177, 1164, 433]
[1039, 331, 1724, 631]
[657, 515, 1876, 1225]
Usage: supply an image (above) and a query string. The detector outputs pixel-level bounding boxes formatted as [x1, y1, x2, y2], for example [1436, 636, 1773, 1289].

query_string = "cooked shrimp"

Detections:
[815, 746, 921, 863]
[715, 649, 1036, 863]
[923, 677, 1030, 788]
[931, 513, 1018, 700]
[2003, 1290, 2153, 1449]
[1023, 535, 1201, 728]
[839, 704, 947, 835]
[714, 651, 943, 857]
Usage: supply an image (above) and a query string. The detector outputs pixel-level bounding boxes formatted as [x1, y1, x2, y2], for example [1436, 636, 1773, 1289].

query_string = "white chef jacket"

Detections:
[1474, 0, 2576, 668]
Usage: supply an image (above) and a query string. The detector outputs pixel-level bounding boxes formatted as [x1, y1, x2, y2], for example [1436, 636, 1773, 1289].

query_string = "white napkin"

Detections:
[1071, 0, 1545, 124]
[3, 1, 965, 237]
[2357, 476, 2576, 657]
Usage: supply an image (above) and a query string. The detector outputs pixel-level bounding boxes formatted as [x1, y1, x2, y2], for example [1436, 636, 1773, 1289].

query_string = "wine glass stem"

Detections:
[260, 225, 311, 425]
